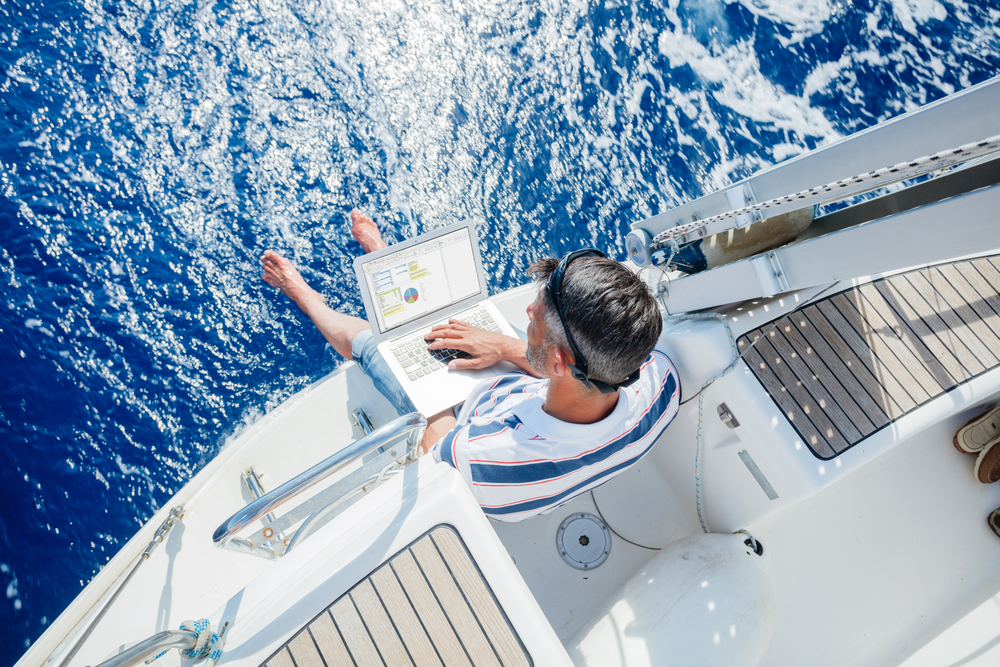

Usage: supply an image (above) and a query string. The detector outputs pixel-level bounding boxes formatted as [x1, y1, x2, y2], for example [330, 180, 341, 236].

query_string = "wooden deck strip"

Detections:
[308, 613, 354, 667]
[351, 580, 414, 667]
[856, 283, 959, 389]
[738, 333, 834, 457]
[265, 648, 296, 667]
[815, 300, 922, 413]
[936, 264, 1000, 342]
[964, 261, 1000, 311]
[370, 567, 445, 667]
[974, 259, 1000, 297]
[795, 310, 899, 424]
[868, 280, 974, 384]
[738, 255, 1000, 459]
[763, 325, 864, 444]
[901, 272, 1000, 367]
[840, 290, 949, 397]
[411, 538, 503, 667]
[882, 273, 987, 376]
[431, 530, 530, 667]
[392, 552, 474, 667]
[751, 331, 846, 454]
[926, 266, 1000, 356]
[287, 630, 327, 667]
[261, 528, 529, 667]
[831, 294, 939, 401]
[331, 597, 385, 666]
[772, 316, 877, 435]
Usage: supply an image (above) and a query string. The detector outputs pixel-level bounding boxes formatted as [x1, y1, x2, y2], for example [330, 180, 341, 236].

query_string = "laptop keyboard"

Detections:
[389, 307, 501, 381]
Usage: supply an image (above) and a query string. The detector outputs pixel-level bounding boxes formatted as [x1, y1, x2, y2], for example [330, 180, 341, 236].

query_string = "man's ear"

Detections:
[552, 347, 570, 377]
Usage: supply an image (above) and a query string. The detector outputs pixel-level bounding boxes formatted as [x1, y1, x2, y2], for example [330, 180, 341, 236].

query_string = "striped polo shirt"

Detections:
[430, 350, 680, 522]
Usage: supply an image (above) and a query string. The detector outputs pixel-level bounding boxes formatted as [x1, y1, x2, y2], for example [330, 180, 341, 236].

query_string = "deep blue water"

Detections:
[1, 0, 998, 663]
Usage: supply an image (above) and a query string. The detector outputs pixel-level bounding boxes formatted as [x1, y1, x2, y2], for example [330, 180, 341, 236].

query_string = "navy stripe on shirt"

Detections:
[470, 370, 677, 485]
[480, 399, 680, 517]
[471, 374, 534, 416]
[467, 413, 523, 442]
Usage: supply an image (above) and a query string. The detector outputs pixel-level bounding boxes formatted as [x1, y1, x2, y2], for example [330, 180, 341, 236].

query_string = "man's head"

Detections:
[526, 251, 662, 390]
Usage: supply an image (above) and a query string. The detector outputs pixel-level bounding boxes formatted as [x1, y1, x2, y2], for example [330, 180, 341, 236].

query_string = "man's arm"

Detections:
[419, 409, 457, 454]
[424, 319, 540, 376]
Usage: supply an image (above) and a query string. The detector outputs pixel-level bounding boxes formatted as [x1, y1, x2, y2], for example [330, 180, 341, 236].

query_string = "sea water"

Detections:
[1, 0, 998, 662]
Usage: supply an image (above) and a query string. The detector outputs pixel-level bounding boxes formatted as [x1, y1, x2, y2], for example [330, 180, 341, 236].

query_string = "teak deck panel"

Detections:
[737, 255, 1000, 459]
[261, 526, 531, 667]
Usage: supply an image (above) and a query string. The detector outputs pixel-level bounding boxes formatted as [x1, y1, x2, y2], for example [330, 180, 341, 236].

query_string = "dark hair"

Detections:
[529, 255, 662, 385]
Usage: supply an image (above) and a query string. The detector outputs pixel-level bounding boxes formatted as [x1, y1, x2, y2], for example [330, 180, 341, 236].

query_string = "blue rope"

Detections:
[670, 282, 840, 534]
[667, 311, 741, 535]
[147, 619, 227, 666]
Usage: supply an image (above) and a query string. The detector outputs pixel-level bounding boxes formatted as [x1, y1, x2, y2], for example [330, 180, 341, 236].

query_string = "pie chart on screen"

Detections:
[404, 287, 419, 304]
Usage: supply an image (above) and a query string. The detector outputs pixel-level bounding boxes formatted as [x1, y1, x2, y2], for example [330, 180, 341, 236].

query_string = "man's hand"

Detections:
[426, 319, 535, 375]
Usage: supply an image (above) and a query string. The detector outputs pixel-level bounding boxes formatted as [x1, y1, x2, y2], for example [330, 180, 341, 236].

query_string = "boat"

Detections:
[16, 75, 1000, 667]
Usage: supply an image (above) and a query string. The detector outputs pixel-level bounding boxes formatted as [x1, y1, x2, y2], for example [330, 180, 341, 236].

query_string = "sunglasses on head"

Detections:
[546, 249, 641, 394]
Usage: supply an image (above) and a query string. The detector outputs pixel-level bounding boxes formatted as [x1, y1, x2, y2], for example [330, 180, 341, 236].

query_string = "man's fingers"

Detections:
[448, 357, 482, 371]
[428, 337, 471, 353]
[425, 328, 463, 342]
[430, 319, 471, 332]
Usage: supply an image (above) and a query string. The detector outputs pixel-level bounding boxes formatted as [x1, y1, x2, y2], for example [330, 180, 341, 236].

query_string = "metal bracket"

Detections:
[351, 408, 375, 435]
[725, 183, 765, 229]
[749, 250, 791, 297]
[242, 467, 285, 548]
[717, 403, 740, 429]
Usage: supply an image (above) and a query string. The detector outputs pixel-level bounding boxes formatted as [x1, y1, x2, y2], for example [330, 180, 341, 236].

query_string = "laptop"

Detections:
[353, 221, 521, 416]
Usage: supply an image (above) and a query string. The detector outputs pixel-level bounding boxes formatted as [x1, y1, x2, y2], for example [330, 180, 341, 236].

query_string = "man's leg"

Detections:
[263, 217, 456, 452]
[262, 249, 368, 359]
[262, 247, 417, 415]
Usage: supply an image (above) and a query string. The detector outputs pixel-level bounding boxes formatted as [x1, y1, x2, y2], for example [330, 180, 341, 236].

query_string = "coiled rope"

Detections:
[147, 620, 228, 667]
[651, 133, 1000, 249]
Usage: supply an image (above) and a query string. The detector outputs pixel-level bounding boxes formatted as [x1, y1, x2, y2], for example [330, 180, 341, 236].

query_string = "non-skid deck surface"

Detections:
[261, 526, 531, 667]
[737, 255, 1000, 459]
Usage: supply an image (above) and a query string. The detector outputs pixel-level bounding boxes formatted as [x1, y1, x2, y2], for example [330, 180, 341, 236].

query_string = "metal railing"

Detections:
[213, 412, 426, 558]
[55, 506, 184, 667]
[92, 629, 200, 667]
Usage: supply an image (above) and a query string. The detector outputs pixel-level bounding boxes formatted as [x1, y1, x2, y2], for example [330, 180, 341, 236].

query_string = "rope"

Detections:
[665, 311, 741, 535]
[651, 133, 1000, 249]
[147, 620, 228, 666]
[590, 491, 661, 551]
[672, 282, 841, 534]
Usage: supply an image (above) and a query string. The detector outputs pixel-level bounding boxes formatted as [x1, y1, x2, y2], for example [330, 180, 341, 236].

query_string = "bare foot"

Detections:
[350, 208, 387, 253]
[261, 249, 319, 308]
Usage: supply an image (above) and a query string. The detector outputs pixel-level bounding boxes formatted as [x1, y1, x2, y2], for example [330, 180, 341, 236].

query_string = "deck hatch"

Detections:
[736, 255, 1000, 459]
[261, 525, 532, 667]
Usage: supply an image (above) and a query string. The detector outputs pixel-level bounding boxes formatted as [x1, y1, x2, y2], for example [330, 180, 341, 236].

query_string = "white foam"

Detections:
[656, 24, 839, 140]
[889, 0, 948, 35]
[738, 0, 834, 41]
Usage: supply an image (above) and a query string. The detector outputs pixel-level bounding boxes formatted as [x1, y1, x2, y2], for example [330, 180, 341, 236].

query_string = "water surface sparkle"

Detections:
[2, 0, 999, 661]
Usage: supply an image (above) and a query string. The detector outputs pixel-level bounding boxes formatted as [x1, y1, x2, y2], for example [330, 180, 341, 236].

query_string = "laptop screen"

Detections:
[359, 227, 483, 336]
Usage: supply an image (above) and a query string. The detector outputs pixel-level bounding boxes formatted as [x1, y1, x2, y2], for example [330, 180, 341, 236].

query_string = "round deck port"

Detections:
[556, 513, 611, 570]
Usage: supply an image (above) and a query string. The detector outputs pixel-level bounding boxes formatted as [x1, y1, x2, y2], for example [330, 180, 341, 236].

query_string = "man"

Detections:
[262, 210, 680, 521]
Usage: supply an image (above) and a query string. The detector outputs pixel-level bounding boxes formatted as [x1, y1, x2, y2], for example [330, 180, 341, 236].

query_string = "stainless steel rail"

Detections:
[55, 506, 184, 667]
[212, 412, 426, 555]
[92, 630, 199, 667]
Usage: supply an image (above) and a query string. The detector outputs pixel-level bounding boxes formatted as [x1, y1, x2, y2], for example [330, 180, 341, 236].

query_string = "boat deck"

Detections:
[262, 526, 532, 667]
[737, 254, 1000, 458]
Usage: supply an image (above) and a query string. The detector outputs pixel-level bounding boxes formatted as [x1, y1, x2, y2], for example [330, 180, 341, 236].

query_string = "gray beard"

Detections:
[525, 340, 548, 376]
